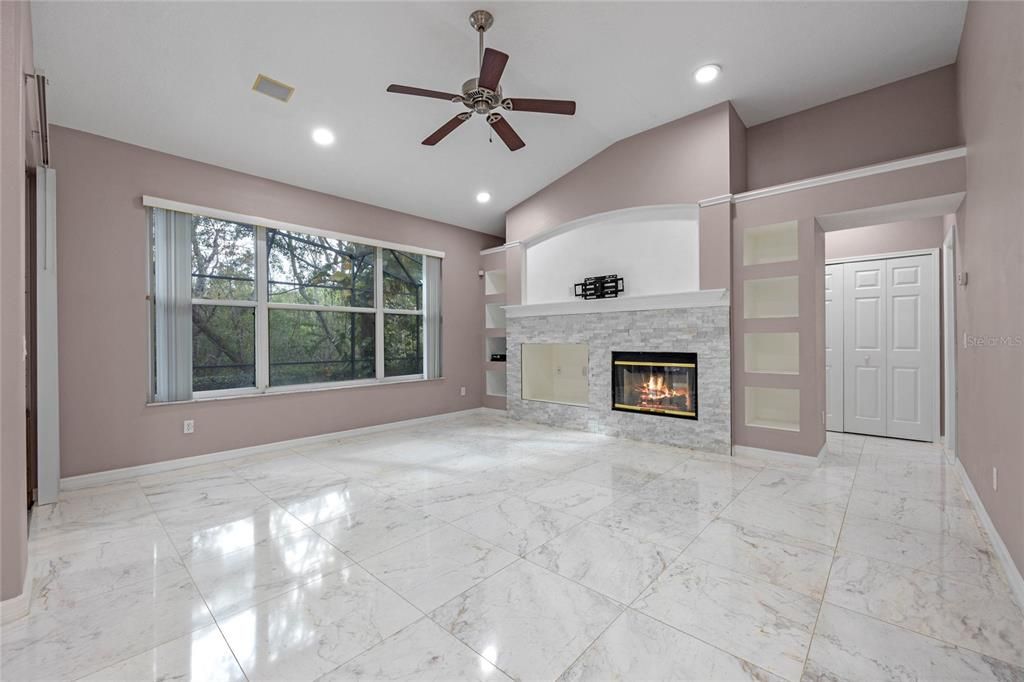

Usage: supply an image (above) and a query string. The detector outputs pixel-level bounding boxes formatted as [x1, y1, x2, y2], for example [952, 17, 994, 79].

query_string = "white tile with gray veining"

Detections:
[8, 413, 1022, 682]
[527, 521, 675, 603]
[803, 604, 1024, 681]
[429, 560, 623, 681]
[559, 608, 784, 682]
[633, 557, 820, 680]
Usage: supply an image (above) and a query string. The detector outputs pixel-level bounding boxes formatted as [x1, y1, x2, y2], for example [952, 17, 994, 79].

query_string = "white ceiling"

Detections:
[32, 1, 966, 236]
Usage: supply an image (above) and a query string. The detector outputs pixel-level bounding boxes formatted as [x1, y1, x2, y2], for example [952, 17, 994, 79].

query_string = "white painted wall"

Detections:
[523, 207, 700, 305]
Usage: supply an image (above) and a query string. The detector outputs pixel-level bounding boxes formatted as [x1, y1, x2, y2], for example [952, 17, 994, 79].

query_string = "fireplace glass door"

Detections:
[612, 351, 698, 419]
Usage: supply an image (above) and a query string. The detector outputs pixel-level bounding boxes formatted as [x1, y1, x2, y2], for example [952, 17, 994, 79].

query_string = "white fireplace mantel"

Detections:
[503, 289, 729, 319]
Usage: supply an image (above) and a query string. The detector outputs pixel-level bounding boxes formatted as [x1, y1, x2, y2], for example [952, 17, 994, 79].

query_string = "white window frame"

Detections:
[148, 197, 439, 400]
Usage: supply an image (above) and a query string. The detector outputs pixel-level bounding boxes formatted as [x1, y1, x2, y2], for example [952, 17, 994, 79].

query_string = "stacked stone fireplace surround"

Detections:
[506, 304, 731, 454]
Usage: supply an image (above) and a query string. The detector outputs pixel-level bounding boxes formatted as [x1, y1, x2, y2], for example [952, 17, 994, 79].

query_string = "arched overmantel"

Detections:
[521, 204, 701, 305]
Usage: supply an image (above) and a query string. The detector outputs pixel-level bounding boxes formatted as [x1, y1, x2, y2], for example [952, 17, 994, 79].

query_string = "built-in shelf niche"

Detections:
[485, 303, 506, 329]
[486, 336, 507, 361]
[745, 386, 800, 432]
[743, 221, 799, 266]
[744, 276, 799, 319]
[484, 269, 507, 296]
[486, 369, 507, 398]
[744, 332, 800, 375]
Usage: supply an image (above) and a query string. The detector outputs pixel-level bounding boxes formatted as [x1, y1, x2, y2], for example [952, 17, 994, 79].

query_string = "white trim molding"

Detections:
[825, 247, 940, 266]
[698, 194, 733, 208]
[480, 241, 522, 256]
[955, 459, 1024, 612]
[733, 147, 966, 204]
[61, 408, 491, 491]
[504, 289, 728, 319]
[142, 195, 445, 259]
[0, 566, 32, 624]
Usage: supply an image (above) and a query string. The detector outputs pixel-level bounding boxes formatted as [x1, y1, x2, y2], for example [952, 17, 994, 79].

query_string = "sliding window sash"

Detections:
[151, 208, 193, 402]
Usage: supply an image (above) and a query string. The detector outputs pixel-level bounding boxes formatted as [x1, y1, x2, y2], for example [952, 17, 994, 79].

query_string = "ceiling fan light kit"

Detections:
[386, 9, 576, 151]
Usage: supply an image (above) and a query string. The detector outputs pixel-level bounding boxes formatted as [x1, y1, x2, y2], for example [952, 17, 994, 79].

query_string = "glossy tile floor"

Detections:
[4, 412, 1024, 681]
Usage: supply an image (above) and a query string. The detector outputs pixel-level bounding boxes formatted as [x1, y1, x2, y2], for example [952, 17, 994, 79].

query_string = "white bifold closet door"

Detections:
[833, 254, 937, 441]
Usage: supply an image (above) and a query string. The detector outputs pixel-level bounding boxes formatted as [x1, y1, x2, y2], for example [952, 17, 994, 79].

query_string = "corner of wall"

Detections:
[728, 102, 748, 194]
[0, 0, 33, 602]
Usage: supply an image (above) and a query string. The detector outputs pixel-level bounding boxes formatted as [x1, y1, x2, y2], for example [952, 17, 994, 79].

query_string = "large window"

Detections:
[149, 205, 441, 401]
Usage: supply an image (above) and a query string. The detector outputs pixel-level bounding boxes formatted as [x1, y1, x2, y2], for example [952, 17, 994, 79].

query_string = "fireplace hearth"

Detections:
[612, 351, 698, 419]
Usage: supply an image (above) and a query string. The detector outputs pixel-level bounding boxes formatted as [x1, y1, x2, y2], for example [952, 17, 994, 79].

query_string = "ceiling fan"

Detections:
[386, 9, 576, 151]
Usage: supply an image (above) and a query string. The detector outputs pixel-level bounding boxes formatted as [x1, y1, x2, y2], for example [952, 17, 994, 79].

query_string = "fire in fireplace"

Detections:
[611, 351, 698, 420]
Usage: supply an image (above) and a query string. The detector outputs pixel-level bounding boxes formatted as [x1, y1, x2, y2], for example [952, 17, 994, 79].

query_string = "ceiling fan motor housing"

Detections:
[461, 78, 502, 113]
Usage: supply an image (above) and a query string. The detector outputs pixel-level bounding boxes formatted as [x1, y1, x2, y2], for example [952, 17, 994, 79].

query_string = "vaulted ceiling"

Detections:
[32, 1, 967, 235]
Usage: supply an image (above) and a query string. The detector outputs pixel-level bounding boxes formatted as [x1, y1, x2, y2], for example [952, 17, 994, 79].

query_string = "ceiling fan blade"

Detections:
[478, 48, 509, 92]
[387, 84, 461, 101]
[422, 114, 470, 146]
[488, 114, 525, 151]
[505, 98, 576, 115]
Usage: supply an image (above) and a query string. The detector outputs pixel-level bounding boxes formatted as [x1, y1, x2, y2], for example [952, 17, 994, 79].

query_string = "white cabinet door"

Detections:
[885, 255, 937, 440]
[825, 264, 844, 431]
[844, 260, 887, 436]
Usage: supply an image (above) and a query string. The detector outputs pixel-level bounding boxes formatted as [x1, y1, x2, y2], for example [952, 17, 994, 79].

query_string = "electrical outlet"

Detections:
[183, 419, 195, 434]
[993, 466, 998, 491]
[460, 386, 466, 396]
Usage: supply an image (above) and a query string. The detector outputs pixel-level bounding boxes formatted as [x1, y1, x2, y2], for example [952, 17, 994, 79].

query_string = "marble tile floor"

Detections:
[4, 412, 1023, 681]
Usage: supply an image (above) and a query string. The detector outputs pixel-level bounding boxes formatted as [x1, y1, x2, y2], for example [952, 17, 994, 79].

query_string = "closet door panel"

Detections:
[885, 255, 936, 441]
[843, 260, 886, 436]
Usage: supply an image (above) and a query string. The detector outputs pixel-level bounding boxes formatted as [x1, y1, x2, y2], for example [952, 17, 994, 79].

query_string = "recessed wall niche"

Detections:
[743, 276, 799, 319]
[743, 221, 799, 266]
[484, 269, 507, 296]
[745, 386, 800, 432]
[485, 303, 506, 329]
[744, 332, 800, 375]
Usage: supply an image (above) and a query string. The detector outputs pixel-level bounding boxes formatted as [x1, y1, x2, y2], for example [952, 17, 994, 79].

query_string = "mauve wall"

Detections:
[955, 1, 1024, 574]
[52, 126, 499, 478]
[746, 66, 961, 190]
[824, 216, 945, 260]
[732, 157, 966, 457]
[1, 0, 34, 602]
[505, 102, 739, 289]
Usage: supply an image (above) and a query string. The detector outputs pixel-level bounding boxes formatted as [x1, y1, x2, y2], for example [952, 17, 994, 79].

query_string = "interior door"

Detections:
[843, 260, 887, 436]
[885, 255, 936, 440]
[825, 264, 844, 431]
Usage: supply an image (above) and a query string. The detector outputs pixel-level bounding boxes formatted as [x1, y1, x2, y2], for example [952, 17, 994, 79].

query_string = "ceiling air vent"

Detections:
[252, 74, 295, 103]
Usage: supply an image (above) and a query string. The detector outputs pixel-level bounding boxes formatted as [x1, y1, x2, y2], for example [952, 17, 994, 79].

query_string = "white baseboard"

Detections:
[732, 443, 821, 467]
[61, 407, 492, 492]
[1, 563, 32, 624]
[955, 459, 1024, 612]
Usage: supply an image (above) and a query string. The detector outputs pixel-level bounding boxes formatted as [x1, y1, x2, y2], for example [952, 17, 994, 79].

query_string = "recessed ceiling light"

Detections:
[694, 64, 721, 84]
[476, 191, 491, 204]
[311, 127, 335, 146]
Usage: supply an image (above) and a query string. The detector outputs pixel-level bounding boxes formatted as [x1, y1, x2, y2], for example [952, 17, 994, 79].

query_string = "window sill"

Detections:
[146, 376, 445, 407]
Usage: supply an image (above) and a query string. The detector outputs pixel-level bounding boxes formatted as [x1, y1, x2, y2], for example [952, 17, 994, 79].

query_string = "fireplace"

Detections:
[612, 351, 698, 420]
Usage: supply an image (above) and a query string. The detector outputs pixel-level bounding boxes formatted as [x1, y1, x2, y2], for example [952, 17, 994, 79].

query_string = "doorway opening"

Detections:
[817, 194, 963, 445]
